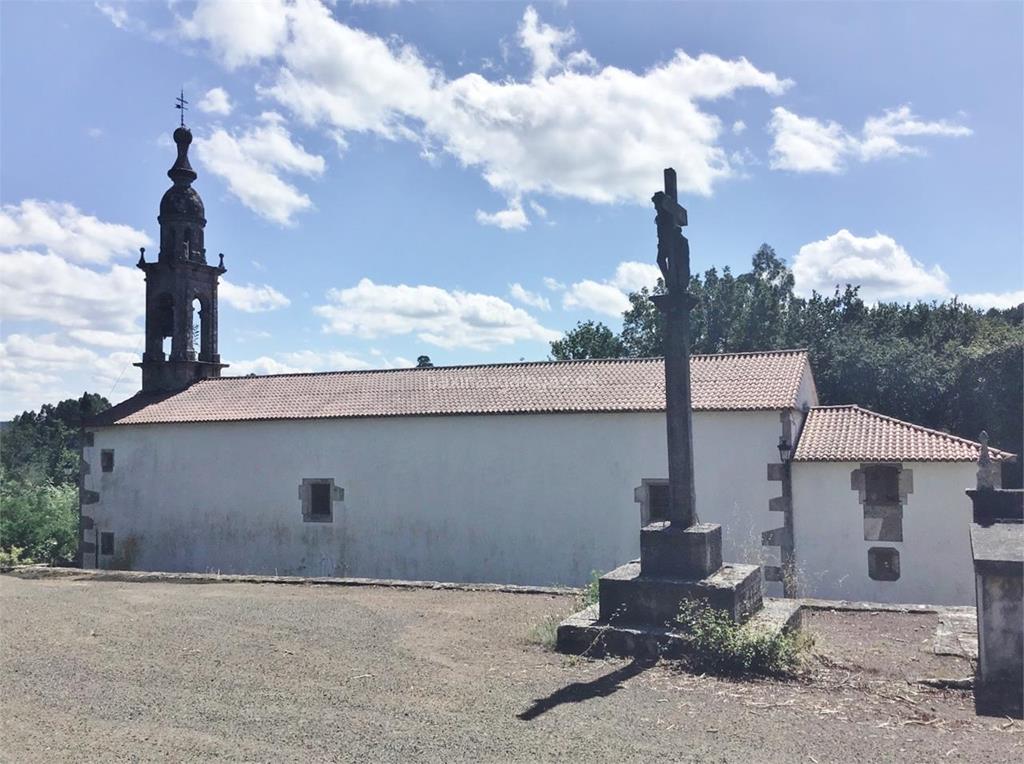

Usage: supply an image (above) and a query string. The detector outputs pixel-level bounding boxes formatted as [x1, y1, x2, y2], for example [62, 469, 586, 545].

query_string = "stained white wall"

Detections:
[792, 461, 977, 605]
[82, 410, 788, 587]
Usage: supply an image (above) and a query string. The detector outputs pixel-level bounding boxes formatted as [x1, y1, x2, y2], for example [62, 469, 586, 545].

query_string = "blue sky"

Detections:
[1, 0, 1021, 416]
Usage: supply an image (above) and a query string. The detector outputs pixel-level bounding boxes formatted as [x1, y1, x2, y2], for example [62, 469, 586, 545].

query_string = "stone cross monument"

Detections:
[556, 168, 800, 657]
[651, 168, 698, 529]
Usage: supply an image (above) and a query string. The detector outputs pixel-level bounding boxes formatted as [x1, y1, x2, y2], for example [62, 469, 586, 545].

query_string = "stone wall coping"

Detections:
[0, 565, 984, 614]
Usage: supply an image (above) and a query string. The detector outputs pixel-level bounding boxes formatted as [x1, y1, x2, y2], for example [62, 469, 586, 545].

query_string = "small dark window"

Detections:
[868, 547, 900, 581]
[100, 532, 115, 556]
[101, 450, 114, 473]
[310, 482, 332, 518]
[84, 432, 95, 447]
[864, 465, 900, 505]
[648, 483, 670, 522]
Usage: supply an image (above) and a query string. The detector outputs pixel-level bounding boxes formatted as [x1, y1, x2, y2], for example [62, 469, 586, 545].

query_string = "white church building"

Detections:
[79, 117, 1014, 606]
[82, 351, 1012, 605]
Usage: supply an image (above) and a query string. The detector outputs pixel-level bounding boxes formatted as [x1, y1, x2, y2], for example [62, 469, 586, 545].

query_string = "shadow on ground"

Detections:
[517, 657, 654, 721]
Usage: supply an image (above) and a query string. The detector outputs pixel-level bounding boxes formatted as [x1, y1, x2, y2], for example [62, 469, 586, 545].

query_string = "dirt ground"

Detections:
[0, 576, 1020, 763]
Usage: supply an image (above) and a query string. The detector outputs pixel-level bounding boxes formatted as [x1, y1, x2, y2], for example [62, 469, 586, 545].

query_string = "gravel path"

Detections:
[1, 576, 1020, 762]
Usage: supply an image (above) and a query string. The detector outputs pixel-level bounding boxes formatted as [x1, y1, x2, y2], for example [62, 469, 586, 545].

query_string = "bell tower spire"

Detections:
[135, 96, 228, 392]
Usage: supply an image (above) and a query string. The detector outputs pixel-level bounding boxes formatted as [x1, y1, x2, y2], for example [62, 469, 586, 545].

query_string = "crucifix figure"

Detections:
[650, 168, 699, 528]
[175, 89, 189, 128]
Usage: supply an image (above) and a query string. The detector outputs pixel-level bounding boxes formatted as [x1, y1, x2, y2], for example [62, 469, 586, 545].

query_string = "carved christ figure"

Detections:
[652, 169, 690, 296]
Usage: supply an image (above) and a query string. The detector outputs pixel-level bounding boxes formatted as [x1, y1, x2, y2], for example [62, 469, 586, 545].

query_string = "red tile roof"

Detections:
[93, 350, 810, 426]
[794, 405, 1016, 463]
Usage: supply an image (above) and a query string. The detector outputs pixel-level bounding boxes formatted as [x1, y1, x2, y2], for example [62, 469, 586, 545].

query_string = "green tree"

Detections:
[0, 477, 78, 563]
[1, 393, 109, 485]
[550, 320, 625, 360]
[548, 246, 1023, 461]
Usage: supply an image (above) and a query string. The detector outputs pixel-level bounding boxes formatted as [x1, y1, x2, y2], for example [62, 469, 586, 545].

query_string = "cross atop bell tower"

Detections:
[134, 100, 228, 392]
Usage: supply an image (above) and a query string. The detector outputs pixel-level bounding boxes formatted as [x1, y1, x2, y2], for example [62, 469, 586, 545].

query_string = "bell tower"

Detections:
[135, 97, 228, 392]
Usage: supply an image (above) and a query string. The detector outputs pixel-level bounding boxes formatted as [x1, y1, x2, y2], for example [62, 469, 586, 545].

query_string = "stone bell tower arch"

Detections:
[135, 97, 228, 392]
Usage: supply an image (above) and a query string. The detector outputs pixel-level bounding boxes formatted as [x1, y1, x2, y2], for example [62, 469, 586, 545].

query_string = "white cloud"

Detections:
[0, 250, 143, 332]
[194, 112, 325, 225]
[958, 290, 1024, 310]
[509, 283, 551, 311]
[230, 349, 372, 376]
[542, 276, 565, 291]
[220, 279, 291, 312]
[67, 329, 144, 350]
[609, 261, 661, 292]
[95, 1, 128, 29]
[179, 0, 290, 69]
[562, 260, 661, 316]
[0, 332, 141, 418]
[475, 197, 529, 230]
[732, 119, 746, 135]
[0, 199, 290, 413]
[769, 105, 971, 173]
[314, 278, 560, 350]
[563, 280, 631, 316]
[180, 2, 791, 213]
[793, 229, 951, 301]
[519, 5, 575, 79]
[0, 200, 150, 264]
[198, 86, 233, 115]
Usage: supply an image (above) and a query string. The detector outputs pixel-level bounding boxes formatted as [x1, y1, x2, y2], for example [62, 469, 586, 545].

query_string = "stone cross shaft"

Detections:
[651, 168, 698, 529]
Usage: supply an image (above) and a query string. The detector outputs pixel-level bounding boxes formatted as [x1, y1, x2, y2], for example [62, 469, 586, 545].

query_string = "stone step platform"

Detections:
[556, 597, 803, 659]
[598, 561, 763, 626]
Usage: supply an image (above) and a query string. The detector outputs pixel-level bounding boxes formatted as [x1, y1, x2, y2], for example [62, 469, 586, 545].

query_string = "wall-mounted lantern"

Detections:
[777, 435, 792, 463]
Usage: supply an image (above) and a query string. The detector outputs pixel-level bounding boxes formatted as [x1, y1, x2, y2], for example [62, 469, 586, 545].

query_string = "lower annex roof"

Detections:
[793, 405, 1016, 463]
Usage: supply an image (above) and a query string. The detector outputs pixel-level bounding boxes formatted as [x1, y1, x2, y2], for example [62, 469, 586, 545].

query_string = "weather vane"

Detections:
[175, 89, 189, 127]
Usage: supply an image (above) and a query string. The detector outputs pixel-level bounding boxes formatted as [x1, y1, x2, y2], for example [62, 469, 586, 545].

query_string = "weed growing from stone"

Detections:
[530, 571, 603, 650]
[676, 600, 811, 677]
[528, 614, 561, 650]
[579, 570, 601, 608]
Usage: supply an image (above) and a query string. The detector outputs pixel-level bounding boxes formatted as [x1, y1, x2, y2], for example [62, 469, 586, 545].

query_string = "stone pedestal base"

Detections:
[598, 561, 763, 626]
[557, 598, 802, 659]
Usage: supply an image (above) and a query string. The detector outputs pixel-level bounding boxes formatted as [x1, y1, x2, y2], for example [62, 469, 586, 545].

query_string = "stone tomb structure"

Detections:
[557, 170, 800, 657]
[967, 436, 1023, 718]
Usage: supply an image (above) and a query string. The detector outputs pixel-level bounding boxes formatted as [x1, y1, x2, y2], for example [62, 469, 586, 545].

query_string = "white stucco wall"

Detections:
[792, 461, 977, 605]
[82, 409, 789, 587]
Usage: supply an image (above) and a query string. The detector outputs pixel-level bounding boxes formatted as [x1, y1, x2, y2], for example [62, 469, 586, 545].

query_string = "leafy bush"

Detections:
[0, 546, 31, 568]
[676, 600, 808, 677]
[0, 479, 78, 564]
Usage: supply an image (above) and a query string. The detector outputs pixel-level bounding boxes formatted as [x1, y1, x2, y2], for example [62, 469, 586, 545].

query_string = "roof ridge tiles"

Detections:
[211, 348, 809, 382]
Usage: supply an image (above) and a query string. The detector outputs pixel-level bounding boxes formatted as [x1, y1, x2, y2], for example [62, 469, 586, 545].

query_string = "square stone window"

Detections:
[864, 465, 900, 505]
[635, 479, 669, 525]
[868, 546, 900, 581]
[299, 479, 343, 523]
[864, 505, 903, 542]
[100, 532, 115, 556]
[101, 450, 114, 473]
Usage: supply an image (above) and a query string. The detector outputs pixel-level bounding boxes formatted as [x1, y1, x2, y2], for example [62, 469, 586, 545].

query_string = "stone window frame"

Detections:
[101, 449, 115, 473]
[634, 478, 670, 526]
[298, 478, 344, 523]
[863, 504, 904, 542]
[851, 462, 912, 543]
[867, 546, 900, 581]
